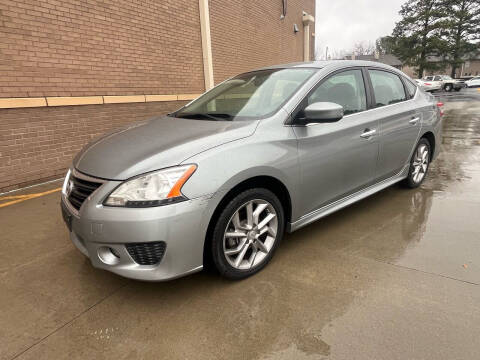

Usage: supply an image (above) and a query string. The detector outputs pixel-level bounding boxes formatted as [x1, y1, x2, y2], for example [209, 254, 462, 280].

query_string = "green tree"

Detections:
[392, 0, 445, 77]
[438, 0, 480, 77]
[375, 36, 396, 55]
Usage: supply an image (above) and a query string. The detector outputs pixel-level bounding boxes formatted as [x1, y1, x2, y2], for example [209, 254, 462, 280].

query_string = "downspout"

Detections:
[302, 12, 315, 61]
[199, 0, 214, 91]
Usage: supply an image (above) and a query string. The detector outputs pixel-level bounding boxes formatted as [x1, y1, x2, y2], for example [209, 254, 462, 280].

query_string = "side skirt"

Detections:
[286, 165, 410, 233]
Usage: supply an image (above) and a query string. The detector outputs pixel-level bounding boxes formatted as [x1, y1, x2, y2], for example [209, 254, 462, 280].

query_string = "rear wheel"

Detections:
[211, 188, 284, 280]
[403, 138, 431, 188]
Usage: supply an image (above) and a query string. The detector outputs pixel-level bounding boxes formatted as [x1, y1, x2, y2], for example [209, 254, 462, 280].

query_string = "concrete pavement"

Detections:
[1, 97, 479, 360]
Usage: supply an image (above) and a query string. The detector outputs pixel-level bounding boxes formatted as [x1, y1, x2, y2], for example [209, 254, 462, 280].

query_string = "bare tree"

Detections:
[353, 41, 376, 56]
[328, 48, 348, 60]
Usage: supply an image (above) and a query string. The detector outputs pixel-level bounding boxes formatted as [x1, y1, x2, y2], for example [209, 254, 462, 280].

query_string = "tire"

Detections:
[403, 138, 431, 188]
[211, 188, 285, 280]
[444, 84, 453, 92]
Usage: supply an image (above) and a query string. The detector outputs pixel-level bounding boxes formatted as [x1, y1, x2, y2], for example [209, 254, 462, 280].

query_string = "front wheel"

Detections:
[444, 84, 453, 92]
[403, 138, 431, 188]
[211, 188, 285, 280]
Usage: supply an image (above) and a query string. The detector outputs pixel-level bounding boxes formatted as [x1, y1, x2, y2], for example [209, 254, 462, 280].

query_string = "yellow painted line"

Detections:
[0, 194, 36, 200]
[0, 188, 61, 208]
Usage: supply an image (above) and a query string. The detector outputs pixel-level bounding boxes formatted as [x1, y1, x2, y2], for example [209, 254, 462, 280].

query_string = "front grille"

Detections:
[67, 173, 102, 211]
[125, 242, 167, 265]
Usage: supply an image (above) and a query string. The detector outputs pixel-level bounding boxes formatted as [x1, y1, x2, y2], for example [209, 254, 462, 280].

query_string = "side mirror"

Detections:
[302, 102, 344, 124]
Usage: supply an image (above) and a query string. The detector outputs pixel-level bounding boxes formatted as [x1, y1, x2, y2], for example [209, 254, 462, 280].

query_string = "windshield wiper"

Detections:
[205, 113, 233, 120]
[176, 113, 233, 121]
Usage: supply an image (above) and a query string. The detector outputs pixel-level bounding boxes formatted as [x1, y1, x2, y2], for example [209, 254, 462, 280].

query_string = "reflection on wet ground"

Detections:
[1, 100, 480, 360]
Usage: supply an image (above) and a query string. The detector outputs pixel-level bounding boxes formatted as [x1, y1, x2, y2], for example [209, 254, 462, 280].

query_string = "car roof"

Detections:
[257, 60, 401, 72]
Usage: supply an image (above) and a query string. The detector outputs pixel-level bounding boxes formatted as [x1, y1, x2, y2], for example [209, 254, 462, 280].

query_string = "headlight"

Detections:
[104, 165, 197, 207]
[62, 169, 72, 196]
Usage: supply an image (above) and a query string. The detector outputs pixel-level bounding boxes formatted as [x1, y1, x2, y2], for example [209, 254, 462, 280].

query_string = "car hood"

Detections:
[74, 116, 258, 180]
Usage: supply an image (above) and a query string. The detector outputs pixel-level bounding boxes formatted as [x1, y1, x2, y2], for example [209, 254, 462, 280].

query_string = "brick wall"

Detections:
[0, 0, 205, 97]
[0, 0, 315, 192]
[209, 0, 315, 83]
[0, 101, 186, 191]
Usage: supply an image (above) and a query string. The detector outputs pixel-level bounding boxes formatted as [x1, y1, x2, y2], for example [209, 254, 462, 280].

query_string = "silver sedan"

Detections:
[61, 60, 443, 281]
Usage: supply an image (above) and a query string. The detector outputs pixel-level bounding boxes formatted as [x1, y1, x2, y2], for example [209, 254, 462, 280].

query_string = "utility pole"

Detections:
[325, 46, 328, 60]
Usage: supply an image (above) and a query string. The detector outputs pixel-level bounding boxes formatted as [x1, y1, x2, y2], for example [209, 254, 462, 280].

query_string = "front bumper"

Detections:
[61, 176, 211, 281]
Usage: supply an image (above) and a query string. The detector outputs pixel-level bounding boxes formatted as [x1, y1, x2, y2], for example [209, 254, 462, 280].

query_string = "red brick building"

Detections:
[0, 0, 315, 192]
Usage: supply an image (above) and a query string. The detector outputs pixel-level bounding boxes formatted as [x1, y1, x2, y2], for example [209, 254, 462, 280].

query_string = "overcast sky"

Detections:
[314, 0, 405, 59]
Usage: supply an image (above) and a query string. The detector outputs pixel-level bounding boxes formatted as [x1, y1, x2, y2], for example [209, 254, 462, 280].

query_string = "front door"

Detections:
[292, 68, 379, 216]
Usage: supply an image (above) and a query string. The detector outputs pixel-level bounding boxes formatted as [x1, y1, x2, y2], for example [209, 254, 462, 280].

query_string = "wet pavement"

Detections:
[1, 94, 480, 359]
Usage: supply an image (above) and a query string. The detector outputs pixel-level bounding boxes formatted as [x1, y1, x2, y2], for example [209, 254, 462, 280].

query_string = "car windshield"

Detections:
[173, 68, 316, 121]
[442, 75, 452, 80]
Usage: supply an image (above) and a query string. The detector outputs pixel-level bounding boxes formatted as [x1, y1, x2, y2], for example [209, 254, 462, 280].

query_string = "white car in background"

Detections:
[415, 77, 442, 92]
[416, 75, 465, 92]
[465, 76, 480, 88]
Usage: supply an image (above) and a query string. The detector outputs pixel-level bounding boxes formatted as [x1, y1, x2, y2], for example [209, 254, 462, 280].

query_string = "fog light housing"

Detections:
[97, 246, 120, 265]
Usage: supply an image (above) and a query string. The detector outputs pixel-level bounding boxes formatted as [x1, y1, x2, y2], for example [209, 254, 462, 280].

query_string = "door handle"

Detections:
[360, 129, 376, 139]
[409, 116, 420, 125]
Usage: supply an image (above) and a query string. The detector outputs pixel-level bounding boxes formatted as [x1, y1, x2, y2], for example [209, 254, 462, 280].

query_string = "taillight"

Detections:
[437, 102, 444, 116]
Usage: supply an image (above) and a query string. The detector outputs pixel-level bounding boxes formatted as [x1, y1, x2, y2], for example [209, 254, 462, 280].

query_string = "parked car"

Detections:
[465, 76, 480, 88]
[415, 77, 442, 92]
[61, 61, 443, 281]
[422, 75, 464, 92]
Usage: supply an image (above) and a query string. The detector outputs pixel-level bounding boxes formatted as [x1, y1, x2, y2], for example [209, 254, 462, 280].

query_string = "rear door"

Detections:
[292, 68, 380, 216]
[367, 69, 421, 180]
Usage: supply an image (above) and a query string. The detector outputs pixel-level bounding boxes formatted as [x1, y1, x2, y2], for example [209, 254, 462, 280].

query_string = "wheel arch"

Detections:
[203, 175, 292, 266]
[420, 131, 435, 160]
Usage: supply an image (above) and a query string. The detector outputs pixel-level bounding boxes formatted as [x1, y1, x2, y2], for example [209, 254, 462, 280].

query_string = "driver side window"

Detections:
[307, 69, 367, 115]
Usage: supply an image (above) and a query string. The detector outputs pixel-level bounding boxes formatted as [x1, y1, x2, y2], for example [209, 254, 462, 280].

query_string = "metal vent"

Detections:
[125, 242, 167, 265]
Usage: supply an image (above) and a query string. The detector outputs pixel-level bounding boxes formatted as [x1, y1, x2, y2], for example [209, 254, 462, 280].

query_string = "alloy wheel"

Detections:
[223, 199, 278, 270]
[412, 144, 429, 183]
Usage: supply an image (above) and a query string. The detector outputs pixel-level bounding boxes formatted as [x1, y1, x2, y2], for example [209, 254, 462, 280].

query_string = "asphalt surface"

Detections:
[1, 89, 480, 360]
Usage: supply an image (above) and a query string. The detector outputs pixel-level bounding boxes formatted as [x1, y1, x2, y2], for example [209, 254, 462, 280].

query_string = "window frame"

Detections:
[401, 76, 417, 99]
[289, 66, 372, 125]
[365, 67, 410, 108]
